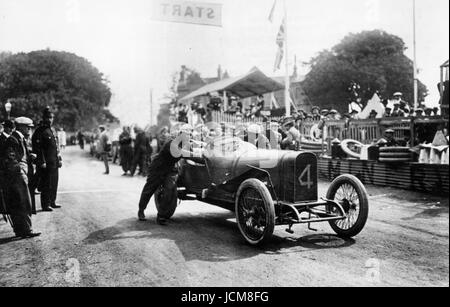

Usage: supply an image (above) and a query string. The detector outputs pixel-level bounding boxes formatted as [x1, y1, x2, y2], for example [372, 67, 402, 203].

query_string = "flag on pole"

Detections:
[268, 0, 278, 22]
[274, 48, 283, 72]
[274, 19, 285, 71]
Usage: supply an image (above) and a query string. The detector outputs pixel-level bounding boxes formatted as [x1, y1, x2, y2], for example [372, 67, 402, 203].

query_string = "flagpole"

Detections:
[150, 88, 153, 126]
[284, 0, 290, 117]
[413, 0, 418, 111]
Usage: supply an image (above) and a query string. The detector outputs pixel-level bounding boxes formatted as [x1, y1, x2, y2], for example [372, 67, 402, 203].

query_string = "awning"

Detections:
[180, 67, 284, 102]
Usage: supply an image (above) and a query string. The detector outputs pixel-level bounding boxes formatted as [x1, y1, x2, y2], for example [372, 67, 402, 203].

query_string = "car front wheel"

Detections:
[326, 175, 369, 238]
[235, 179, 275, 246]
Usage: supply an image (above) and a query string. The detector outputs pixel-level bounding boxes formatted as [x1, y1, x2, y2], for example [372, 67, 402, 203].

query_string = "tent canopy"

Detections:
[180, 67, 284, 102]
[359, 93, 385, 119]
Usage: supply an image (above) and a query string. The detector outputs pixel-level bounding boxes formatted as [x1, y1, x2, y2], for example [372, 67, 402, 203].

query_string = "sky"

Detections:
[0, 0, 449, 126]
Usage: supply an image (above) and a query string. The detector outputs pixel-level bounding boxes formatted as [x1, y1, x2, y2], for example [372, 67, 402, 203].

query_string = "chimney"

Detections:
[180, 65, 187, 83]
[218, 65, 223, 80]
[292, 55, 298, 80]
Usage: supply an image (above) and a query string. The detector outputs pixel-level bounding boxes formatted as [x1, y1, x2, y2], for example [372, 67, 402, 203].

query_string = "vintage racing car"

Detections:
[155, 136, 369, 246]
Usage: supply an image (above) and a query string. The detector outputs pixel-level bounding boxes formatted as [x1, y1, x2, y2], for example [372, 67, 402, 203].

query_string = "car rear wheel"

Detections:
[154, 174, 179, 219]
[326, 175, 369, 238]
[236, 179, 275, 246]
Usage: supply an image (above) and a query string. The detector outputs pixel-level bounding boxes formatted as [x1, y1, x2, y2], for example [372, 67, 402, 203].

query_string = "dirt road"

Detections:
[1, 147, 448, 287]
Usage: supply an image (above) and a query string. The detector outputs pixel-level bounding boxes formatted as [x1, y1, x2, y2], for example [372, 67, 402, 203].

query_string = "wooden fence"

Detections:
[211, 111, 282, 125]
[207, 111, 449, 153]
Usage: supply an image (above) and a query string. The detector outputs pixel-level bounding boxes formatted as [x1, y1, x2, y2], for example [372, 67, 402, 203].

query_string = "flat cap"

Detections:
[248, 124, 262, 135]
[15, 117, 34, 127]
[281, 116, 295, 126]
[385, 129, 395, 133]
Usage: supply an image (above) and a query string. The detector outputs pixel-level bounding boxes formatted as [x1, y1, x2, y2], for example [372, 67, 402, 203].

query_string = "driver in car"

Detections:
[377, 129, 399, 147]
[280, 117, 301, 150]
[137, 124, 202, 225]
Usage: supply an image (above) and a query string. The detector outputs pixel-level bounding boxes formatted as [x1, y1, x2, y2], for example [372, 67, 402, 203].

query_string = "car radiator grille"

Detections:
[280, 152, 318, 203]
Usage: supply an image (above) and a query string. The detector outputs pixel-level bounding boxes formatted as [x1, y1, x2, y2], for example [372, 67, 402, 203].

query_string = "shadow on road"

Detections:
[0, 236, 24, 245]
[402, 202, 449, 221]
[82, 212, 355, 262]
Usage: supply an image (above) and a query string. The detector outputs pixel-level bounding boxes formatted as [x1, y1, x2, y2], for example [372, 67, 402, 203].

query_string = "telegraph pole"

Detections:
[149, 88, 154, 126]
[284, 0, 290, 117]
[413, 0, 418, 111]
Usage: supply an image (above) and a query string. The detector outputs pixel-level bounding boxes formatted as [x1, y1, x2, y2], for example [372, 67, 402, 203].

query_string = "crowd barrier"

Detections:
[211, 111, 282, 124]
[209, 111, 448, 154]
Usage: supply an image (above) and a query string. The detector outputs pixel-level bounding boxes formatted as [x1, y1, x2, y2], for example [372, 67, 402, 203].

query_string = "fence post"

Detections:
[322, 122, 326, 156]
[377, 118, 383, 142]
[299, 121, 303, 151]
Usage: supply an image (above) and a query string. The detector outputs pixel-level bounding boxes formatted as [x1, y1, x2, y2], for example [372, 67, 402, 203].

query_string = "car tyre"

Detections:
[340, 139, 363, 159]
[155, 174, 179, 220]
[326, 175, 369, 238]
[235, 179, 275, 246]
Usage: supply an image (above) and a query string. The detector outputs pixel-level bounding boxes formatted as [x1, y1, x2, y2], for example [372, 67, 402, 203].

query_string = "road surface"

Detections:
[1, 147, 448, 287]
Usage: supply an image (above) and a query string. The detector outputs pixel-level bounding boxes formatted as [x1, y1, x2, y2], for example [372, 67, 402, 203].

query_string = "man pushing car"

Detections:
[137, 124, 202, 225]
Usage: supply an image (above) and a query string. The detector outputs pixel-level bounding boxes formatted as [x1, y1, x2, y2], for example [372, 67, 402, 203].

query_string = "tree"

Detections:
[302, 30, 428, 113]
[0, 50, 117, 130]
[0, 51, 12, 62]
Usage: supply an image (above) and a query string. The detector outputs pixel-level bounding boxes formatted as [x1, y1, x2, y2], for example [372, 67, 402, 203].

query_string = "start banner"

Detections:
[152, 1, 222, 27]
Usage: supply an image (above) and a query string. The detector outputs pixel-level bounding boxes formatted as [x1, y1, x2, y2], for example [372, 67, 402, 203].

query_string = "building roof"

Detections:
[180, 67, 284, 101]
[271, 75, 305, 85]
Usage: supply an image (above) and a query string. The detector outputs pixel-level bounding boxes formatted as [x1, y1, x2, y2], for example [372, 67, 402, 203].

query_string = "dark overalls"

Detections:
[119, 132, 133, 173]
[138, 140, 180, 216]
[131, 132, 151, 176]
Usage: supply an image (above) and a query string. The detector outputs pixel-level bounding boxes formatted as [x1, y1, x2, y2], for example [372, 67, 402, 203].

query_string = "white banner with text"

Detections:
[152, 1, 222, 27]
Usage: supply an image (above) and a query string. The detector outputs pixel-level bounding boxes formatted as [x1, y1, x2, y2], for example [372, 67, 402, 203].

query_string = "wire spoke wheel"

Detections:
[326, 175, 369, 238]
[238, 190, 267, 241]
[334, 183, 361, 230]
[236, 179, 275, 246]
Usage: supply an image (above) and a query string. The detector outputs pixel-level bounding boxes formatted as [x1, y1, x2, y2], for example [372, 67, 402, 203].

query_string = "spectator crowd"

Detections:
[1, 107, 63, 239]
[169, 91, 442, 127]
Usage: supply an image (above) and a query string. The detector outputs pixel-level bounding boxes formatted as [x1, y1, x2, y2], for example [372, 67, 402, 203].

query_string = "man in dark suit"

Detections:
[0, 120, 40, 238]
[118, 126, 133, 176]
[131, 126, 152, 177]
[13, 117, 37, 214]
[254, 95, 265, 117]
[32, 107, 62, 212]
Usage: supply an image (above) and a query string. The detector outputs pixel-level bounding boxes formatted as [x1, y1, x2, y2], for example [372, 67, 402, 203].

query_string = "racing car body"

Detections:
[157, 137, 369, 245]
[179, 138, 318, 207]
